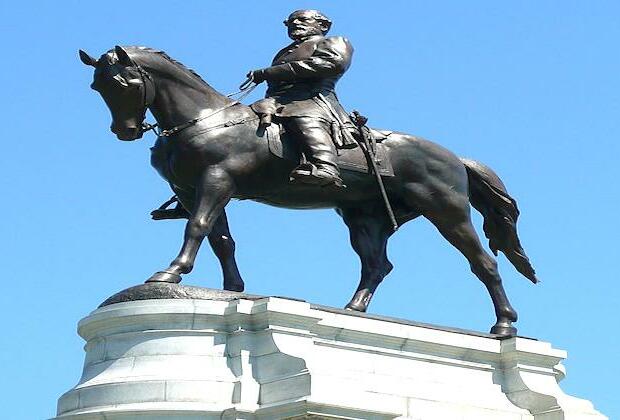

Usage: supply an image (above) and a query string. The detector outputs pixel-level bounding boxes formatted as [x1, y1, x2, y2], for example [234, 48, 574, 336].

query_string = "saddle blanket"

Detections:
[264, 124, 395, 177]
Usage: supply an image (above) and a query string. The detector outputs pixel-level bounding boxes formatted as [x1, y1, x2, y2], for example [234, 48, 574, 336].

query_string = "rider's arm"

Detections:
[254, 36, 353, 82]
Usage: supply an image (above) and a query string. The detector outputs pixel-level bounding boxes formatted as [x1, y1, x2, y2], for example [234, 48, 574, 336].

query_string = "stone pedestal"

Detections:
[55, 285, 607, 419]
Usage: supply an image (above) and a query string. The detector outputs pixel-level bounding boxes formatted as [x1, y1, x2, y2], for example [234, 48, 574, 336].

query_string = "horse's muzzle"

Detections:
[111, 124, 143, 141]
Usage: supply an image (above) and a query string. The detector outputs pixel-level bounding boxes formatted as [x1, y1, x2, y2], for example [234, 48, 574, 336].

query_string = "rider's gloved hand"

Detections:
[247, 70, 266, 84]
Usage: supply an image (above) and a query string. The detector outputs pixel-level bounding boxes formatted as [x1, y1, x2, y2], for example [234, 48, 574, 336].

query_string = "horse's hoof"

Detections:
[344, 302, 367, 312]
[146, 271, 182, 284]
[223, 282, 244, 292]
[345, 290, 372, 312]
[490, 323, 517, 337]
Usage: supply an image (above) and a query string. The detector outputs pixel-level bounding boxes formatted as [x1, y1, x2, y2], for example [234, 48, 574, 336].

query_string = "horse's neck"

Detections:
[149, 71, 233, 130]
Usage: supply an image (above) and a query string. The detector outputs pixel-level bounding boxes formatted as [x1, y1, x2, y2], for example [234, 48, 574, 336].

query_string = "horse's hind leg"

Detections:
[208, 210, 244, 292]
[339, 205, 394, 312]
[424, 199, 518, 336]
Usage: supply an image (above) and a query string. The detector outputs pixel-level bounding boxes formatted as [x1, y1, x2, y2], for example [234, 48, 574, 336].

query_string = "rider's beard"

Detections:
[289, 26, 323, 41]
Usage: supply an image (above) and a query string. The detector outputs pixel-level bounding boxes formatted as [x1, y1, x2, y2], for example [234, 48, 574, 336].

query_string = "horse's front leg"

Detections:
[147, 169, 234, 284]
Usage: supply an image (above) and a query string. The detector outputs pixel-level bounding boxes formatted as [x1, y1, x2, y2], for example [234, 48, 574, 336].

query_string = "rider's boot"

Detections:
[288, 118, 345, 188]
[290, 161, 344, 188]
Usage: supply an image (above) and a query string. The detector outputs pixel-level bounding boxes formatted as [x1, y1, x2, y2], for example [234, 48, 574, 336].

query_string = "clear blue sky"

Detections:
[1, 1, 618, 419]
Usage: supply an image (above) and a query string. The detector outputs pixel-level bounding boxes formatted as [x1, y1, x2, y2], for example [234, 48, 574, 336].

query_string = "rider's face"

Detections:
[285, 11, 326, 41]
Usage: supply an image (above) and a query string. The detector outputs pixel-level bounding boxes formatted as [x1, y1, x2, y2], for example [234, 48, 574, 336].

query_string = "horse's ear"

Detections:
[79, 49, 98, 67]
[115, 45, 133, 66]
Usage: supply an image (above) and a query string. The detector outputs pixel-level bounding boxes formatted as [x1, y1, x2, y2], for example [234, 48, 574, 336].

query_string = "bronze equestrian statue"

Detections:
[79, 9, 538, 337]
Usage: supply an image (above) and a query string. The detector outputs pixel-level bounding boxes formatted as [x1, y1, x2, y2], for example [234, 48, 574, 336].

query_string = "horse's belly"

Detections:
[250, 196, 336, 210]
[237, 175, 381, 210]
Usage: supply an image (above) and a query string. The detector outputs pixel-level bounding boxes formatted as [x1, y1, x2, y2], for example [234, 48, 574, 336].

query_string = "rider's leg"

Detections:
[284, 117, 344, 187]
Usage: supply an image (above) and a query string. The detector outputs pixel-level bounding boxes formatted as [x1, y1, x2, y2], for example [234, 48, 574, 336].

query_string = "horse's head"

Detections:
[79, 46, 155, 141]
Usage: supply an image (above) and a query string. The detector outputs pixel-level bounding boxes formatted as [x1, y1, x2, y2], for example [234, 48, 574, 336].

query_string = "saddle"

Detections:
[262, 122, 395, 177]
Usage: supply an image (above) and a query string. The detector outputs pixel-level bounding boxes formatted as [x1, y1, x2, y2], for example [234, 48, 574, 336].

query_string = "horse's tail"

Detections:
[460, 158, 539, 284]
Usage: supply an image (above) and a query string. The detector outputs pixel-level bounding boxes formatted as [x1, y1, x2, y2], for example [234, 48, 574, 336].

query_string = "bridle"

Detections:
[133, 63, 258, 138]
[132, 64, 156, 136]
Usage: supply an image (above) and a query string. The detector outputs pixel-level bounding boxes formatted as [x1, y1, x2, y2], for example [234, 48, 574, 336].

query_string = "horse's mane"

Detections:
[113, 46, 209, 88]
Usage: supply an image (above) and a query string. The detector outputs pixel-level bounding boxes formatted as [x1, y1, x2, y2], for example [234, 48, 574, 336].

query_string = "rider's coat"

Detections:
[252, 34, 355, 146]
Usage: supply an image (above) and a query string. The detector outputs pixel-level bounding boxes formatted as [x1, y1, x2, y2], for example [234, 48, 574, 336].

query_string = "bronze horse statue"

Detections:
[80, 46, 538, 336]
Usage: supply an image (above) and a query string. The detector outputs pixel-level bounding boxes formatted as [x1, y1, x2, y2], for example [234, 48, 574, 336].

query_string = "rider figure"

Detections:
[248, 9, 354, 188]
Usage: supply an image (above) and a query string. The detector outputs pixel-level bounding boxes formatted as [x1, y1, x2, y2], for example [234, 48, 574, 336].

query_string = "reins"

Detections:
[140, 77, 259, 138]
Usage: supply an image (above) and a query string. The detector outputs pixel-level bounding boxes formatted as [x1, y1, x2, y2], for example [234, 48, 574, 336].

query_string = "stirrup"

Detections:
[289, 163, 345, 188]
